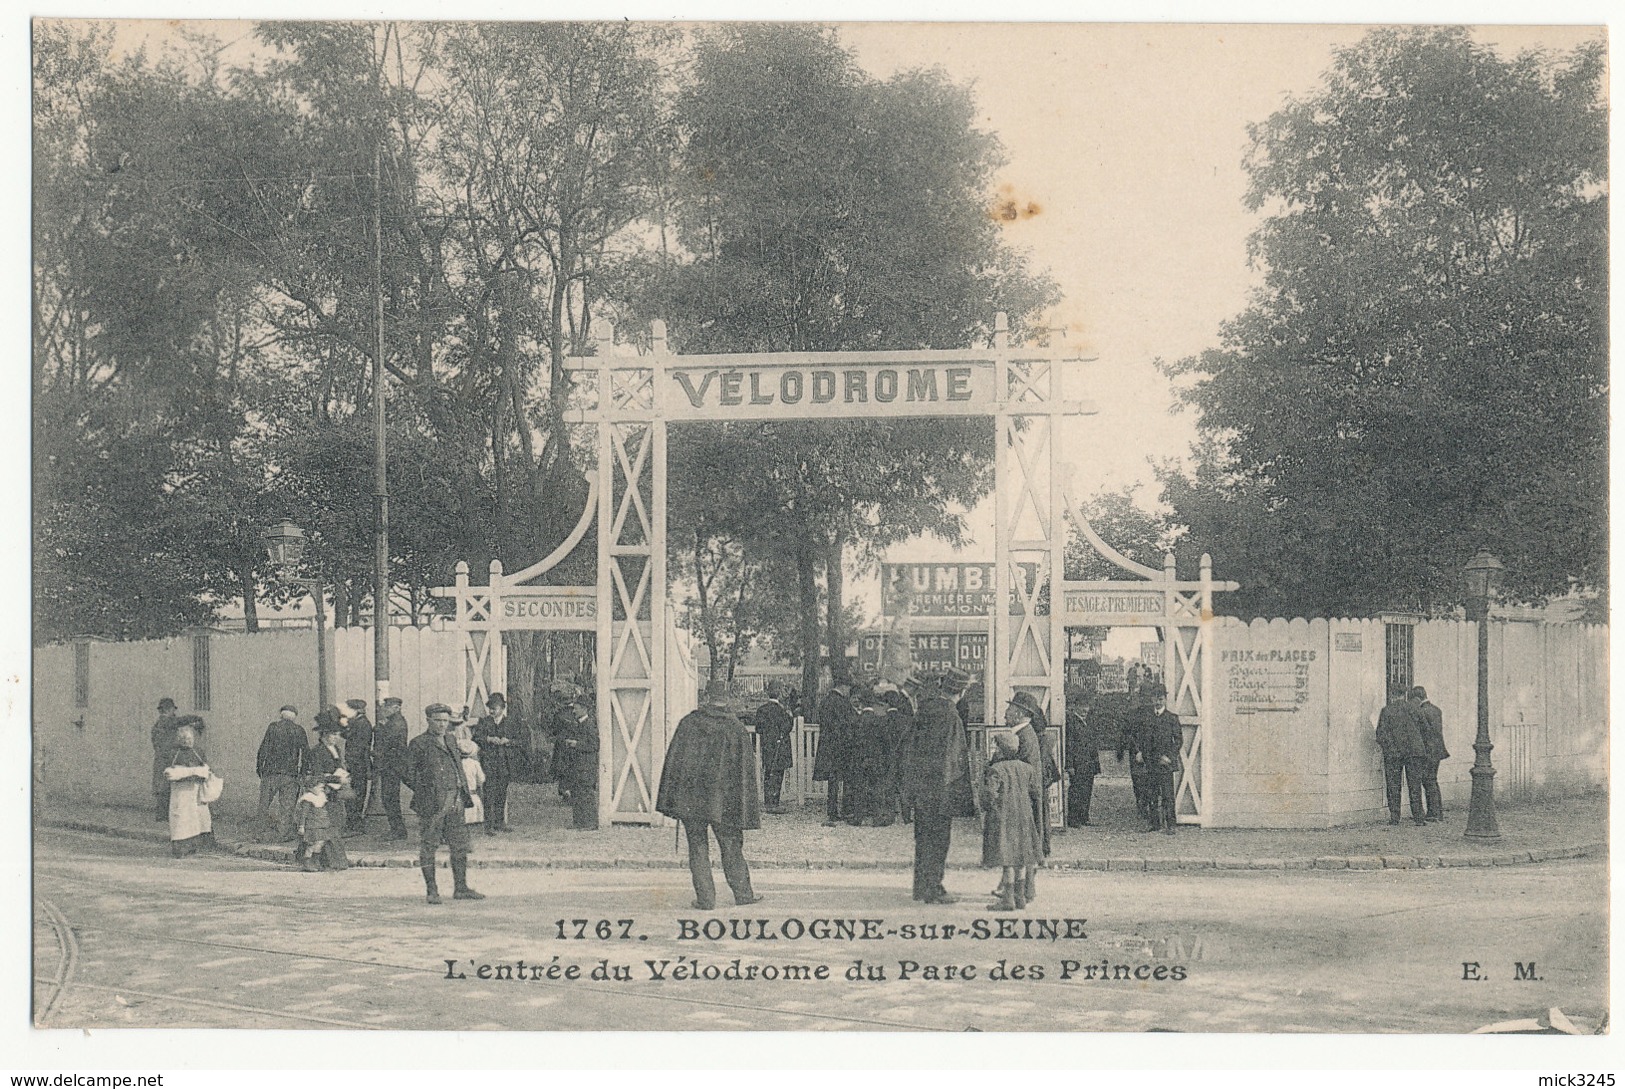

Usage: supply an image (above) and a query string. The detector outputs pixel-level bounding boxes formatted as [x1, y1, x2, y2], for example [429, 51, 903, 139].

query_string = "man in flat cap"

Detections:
[256, 704, 308, 840]
[901, 667, 979, 904]
[406, 704, 484, 904]
[657, 681, 764, 910]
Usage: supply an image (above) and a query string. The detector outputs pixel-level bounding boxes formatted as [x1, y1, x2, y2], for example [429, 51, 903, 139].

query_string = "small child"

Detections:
[459, 738, 486, 826]
[293, 774, 336, 872]
[982, 730, 1043, 912]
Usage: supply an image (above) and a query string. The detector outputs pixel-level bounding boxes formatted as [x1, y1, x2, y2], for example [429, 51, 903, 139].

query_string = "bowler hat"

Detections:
[487, 692, 507, 707]
[158, 697, 178, 711]
[1007, 691, 1043, 716]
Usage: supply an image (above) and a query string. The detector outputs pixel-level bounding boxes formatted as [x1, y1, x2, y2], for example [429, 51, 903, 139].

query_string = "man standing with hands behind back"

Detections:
[901, 667, 978, 905]
[1376, 686, 1428, 826]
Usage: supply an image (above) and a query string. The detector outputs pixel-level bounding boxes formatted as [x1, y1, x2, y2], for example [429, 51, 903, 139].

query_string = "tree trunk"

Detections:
[824, 525, 847, 684]
[694, 529, 720, 686]
[334, 581, 351, 629]
[797, 536, 821, 708]
[239, 564, 259, 634]
[726, 560, 751, 684]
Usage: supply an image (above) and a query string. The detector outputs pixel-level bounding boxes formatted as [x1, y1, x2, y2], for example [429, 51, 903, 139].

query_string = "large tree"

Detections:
[1163, 28, 1607, 618]
[660, 25, 1057, 697]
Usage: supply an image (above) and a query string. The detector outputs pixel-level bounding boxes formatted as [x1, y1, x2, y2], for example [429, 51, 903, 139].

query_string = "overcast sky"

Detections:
[839, 22, 1601, 570]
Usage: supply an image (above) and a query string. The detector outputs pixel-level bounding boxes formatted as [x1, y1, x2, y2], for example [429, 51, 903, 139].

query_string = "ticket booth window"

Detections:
[192, 635, 212, 712]
[1384, 621, 1414, 694]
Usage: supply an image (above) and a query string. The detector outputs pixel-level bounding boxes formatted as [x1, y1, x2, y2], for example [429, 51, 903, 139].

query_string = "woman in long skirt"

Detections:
[164, 720, 213, 858]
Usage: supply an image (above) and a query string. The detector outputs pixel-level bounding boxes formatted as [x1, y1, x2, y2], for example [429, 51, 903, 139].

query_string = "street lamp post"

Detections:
[1463, 548, 1504, 840]
[263, 521, 331, 713]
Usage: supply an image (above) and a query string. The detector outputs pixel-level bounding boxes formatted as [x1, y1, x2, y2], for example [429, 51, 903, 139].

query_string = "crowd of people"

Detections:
[148, 678, 605, 876]
[146, 660, 1456, 912]
[146, 660, 1211, 911]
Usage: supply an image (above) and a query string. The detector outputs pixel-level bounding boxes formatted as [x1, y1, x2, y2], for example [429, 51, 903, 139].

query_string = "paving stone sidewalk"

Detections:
[45, 782, 1606, 873]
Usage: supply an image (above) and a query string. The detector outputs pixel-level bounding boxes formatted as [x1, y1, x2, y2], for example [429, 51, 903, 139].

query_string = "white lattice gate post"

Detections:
[594, 320, 668, 825]
[992, 313, 1072, 829]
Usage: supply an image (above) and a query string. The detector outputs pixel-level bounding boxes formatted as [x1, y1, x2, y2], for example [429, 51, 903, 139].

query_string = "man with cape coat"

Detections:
[656, 682, 765, 911]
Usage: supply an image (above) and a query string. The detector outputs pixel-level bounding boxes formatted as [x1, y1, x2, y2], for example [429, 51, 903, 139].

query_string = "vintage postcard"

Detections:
[27, 14, 1608, 1056]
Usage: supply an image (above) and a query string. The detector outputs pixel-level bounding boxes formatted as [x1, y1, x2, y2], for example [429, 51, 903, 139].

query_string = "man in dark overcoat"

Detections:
[1114, 685, 1154, 824]
[1064, 684, 1102, 827]
[751, 682, 796, 813]
[813, 675, 858, 827]
[374, 696, 411, 839]
[256, 704, 308, 840]
[848, 687, 896, 826]
[901, 667, 978, 904]
[554, 692, 600, 829]
[150, 697, 180, 822]
[340, 698, 374, 835]
[473, 692, 522, 834]
[656, 683, 765, 910]
[1376, 687, 1428, 826]
[1130, 682, 1184, 834]
[1409, 685, 1450, 822]
[406, 703, 484, 904]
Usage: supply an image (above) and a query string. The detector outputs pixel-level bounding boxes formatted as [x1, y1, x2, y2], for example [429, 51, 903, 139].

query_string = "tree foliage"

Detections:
[1162, 28, 1606, 618]
[659, 25, 1057, 696]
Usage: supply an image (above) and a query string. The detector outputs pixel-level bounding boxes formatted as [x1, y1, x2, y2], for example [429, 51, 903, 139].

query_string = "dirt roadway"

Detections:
[33, 826, 1607, 1034]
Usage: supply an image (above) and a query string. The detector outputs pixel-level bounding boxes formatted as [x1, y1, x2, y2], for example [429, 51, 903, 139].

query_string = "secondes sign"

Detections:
[664, 363, 993, 419]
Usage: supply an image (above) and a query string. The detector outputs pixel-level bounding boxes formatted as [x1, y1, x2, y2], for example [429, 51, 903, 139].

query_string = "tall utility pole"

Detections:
[372, 131, 391, 708]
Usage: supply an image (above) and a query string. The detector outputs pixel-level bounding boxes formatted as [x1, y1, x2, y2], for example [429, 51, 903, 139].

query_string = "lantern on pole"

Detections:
[1462, 548, 1504, 840]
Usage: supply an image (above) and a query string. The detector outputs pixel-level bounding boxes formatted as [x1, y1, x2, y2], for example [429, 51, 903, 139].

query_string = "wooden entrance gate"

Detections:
[440, 313, 1231, 825]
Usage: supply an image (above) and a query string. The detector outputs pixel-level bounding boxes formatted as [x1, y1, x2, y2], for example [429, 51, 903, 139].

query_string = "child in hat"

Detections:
[293, 773, 338, 872]
[982, 730, 1043, 911]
